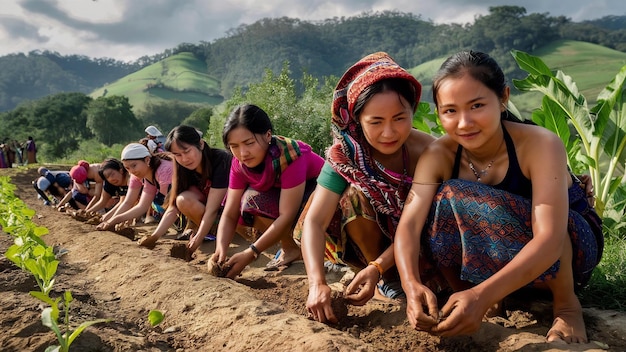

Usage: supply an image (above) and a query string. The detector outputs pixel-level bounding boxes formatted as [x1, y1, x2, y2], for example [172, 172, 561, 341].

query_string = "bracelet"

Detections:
[249, 244, 260, 259]
[368, 261, 384, 281]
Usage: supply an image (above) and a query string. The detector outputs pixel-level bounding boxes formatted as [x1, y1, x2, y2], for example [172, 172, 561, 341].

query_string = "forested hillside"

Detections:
[0, 52, 138, 111]
[0, 6, 624, 112]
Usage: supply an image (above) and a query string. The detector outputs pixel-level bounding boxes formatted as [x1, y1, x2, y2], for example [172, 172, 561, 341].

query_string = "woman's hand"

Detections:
[211, 246, 228, 264]
[577, 174, 595, 207]
[345, 265, 379, 306]
[404, 281, 439, 332]
[96, 221, 112, 231]
[187, 232, 203, 253]
[431, 288, 488, 337]
[224, 249, 255, 278]
[306, 282, 337, 324]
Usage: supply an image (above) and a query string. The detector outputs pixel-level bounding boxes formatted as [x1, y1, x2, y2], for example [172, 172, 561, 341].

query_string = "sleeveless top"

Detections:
[452, 124, 533, 199]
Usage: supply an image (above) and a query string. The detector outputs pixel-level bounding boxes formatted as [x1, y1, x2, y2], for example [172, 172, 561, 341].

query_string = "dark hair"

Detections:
[138, 137, 151, 150]
[165, 125, 214, 207]
[432, 50, 523, 123]
[222, 104, 273, 147]
[353, 78, 418, 120]
[98, 158, 127, 181]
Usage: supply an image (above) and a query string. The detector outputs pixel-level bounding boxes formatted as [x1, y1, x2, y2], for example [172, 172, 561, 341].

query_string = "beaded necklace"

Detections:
[466, 137, 504, 182]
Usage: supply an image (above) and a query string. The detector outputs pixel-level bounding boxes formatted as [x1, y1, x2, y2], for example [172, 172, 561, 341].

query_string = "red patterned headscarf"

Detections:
[328, 52, 422, 239]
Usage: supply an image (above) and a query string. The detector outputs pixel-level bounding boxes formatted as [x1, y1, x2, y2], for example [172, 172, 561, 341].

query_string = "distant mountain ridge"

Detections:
[0, 9, 624, 112]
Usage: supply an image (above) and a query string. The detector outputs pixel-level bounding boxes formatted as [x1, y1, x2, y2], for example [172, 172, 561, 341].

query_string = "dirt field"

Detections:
[2, 166, 626, 351]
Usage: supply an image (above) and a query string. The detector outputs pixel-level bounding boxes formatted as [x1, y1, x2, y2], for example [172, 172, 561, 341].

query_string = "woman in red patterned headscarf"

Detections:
[297, 52, 436, 323]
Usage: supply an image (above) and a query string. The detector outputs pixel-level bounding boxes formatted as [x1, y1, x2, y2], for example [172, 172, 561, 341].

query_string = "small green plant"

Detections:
[148, 310, 165, 327]
[40, 291, 111, 352]
[1, 177, 57, 296]
[1, 176, 111, 351]
[510, 50, 626, 221]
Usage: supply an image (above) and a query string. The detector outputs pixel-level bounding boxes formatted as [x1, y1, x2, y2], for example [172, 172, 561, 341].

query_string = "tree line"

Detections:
[0, 6, 624, 112]
[0, 93, 212, 161]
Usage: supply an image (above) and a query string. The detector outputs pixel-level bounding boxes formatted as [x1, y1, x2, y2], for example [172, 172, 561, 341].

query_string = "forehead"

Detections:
[103, 168, 120, 175]
[227, 126, 256, 143]
[436, 74, 494, 102]
[122, 159, 145, 167]
[169, 140, 192, 152]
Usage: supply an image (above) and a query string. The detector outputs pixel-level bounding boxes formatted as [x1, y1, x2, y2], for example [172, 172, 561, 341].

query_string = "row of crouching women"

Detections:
[33, 50, 602, 345]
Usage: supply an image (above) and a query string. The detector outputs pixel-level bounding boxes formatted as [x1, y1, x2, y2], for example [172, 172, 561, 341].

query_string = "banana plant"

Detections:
[511, 50, 626, 220]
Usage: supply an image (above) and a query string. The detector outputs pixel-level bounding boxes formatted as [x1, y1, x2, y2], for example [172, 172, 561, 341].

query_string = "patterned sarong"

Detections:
[240, 178, 317, 225]
[293, 185, 380, 265]
[425, 179, 601, 289]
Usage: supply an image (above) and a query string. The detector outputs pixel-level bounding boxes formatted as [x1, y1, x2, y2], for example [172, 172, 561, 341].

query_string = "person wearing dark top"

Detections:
[139, 125, 232, 254]
[394, 51, 602, 344]
[83, 158, 141, 220]
[33, 167, 72, 205]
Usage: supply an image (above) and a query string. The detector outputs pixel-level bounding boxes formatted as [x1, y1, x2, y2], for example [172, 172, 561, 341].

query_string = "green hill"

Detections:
[408, 40, 626, 117]
[90, 52, 223, 112]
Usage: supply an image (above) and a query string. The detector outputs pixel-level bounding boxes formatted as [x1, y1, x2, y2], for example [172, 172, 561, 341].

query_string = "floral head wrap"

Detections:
[328, 52, 421, 239]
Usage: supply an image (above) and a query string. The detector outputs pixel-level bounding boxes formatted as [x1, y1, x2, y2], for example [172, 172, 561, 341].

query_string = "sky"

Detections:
[0, 0, 624, 62]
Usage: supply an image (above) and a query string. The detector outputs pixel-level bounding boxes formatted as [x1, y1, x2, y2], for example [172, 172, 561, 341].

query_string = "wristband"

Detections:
[249, 244, 260, 259]
[368, 261, 384, 280]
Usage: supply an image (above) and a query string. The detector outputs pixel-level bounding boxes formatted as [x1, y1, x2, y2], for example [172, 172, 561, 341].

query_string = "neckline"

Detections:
[373, 144, 409, 182]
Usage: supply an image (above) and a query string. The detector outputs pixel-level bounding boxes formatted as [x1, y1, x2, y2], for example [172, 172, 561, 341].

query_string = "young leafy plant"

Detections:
[148, 310, 165, 327]
[1, 176, 111, 351]
[511, 50, 626, 221]
[41, 291, 111, 352]
[2, 176, 58, 296]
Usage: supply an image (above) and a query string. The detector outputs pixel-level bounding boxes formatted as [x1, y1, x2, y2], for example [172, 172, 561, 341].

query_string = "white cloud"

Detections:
[0, 0, 623, 61]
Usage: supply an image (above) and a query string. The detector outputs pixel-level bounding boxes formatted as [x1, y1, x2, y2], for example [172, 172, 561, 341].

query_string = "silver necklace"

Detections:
[466, 137, 504, 182]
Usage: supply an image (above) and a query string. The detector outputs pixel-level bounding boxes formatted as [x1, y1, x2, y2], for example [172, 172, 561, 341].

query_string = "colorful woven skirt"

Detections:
[293, 184, 385, 266]
[240, 179, 317, 226]
[425, 179, 601, 289]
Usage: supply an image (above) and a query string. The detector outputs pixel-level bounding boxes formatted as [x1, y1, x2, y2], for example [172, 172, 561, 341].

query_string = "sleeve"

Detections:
[280, 155, 310, 189]
[316, 162, 348, 195]
[155, 159, 173, 195]
[128, 174, 143, 190]
[211, 149, 232, 189]
[228, 158, 248, 190]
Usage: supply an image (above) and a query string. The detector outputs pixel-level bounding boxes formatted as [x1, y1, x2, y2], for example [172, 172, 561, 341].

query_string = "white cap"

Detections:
[145, 125, 163, 137]
[121, 143, 151, 160]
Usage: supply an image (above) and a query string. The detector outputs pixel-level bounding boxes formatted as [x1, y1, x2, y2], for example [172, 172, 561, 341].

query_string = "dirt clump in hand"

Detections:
[207, 259, 231, 277]
[114, 222, 137, 241]
[330, 290, 349, 323]
[70, 210, 91, 222]
[170, 243, 192, 262]
[85, 214, 102, 225]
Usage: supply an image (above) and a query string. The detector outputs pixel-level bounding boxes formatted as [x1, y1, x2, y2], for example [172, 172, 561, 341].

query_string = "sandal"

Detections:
[176, 229, 194, 241]
[264, 249, 302, 271]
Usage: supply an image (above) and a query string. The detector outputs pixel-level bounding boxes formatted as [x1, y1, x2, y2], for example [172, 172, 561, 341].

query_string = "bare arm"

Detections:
[106, 189, 153, 226]
[251, 182, 305, 253]
[301, 186, 341, 323]
[188, 187, 227, 252]
[85, 182, 103, 210]
[85, 189, 111, 213]
[213, 188, 245, 262]
[102, 185, 141, 221]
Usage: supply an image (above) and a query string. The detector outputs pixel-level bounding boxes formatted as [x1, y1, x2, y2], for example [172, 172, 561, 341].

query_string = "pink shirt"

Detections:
[141, 159, 173, 197]
[229, 141, 324, 191]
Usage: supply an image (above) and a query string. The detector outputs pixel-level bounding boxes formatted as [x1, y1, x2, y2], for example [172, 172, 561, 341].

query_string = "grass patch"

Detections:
[580, 235, 626, 311]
